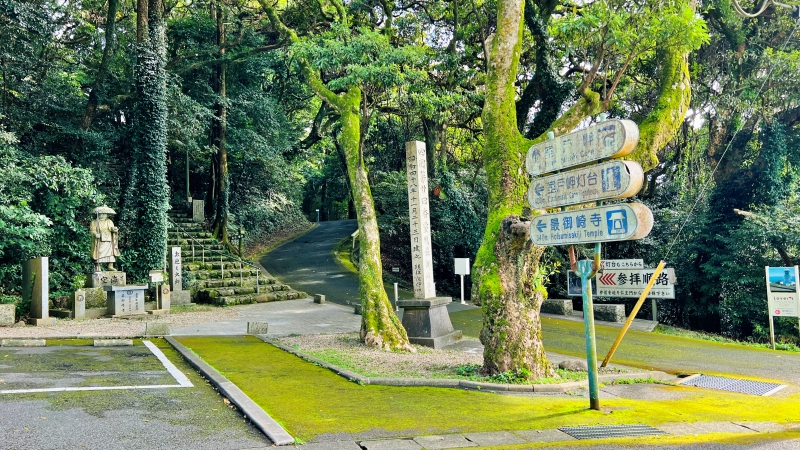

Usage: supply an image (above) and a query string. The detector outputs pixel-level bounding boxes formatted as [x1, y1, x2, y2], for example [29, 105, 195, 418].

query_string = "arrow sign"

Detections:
[529, 203, 653, 246]
[528, 160, 644, 210]
[526, 119, 639, 176]
[598, 273, 616, 285]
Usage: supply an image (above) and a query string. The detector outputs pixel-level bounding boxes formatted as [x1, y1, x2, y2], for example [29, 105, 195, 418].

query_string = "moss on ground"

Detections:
[176, 336, 800, 443]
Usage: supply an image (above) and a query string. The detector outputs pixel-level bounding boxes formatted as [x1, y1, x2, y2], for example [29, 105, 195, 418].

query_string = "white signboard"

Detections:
[568, 268, 675, 299]
[530, 203, 653, 246]
[528, 161, 644, 210]
[454, 258, 470, 275]
[526, 119, 639, 176]
[766, 266, 800, 317]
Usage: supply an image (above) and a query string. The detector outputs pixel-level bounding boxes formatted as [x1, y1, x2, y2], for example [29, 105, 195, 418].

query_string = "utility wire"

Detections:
[662, 16, 800, 261]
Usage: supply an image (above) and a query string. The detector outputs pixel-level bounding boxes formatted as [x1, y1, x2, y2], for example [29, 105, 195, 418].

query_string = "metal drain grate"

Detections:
[558, 424, 666, 440]
[679, 374, 785, 396]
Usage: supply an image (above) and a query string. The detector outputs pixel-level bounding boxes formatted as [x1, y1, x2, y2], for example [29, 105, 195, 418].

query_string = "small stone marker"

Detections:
[192, 199, 205, 222]
[106, 285, 147, 316]
[159, 284, 171, 310]
[247, 322, 269, 335]
[93, 339, 133, 347]
[23, 257, 55, 326]
[313, 294, 326, 304]
[0, 304, 15, 326]
[73, 289, 86, 320]
[145, 322, 171, 336]
[405, 141, 435, 299]
[1, 339, 46, 347]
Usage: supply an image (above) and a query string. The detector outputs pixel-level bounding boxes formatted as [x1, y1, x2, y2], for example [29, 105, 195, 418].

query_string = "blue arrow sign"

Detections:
[534, 184, 544, 196]
[536, 220, 547, 232]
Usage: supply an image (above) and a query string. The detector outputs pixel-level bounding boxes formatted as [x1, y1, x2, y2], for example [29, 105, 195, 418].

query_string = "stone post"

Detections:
[73, 289, 86, 320]
[192, 199, 204, 222]
[170, 246, 191, 305]
[22, 257, 55, 326]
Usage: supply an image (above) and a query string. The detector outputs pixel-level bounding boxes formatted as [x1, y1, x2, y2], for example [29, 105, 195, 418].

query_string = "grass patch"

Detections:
[176, 335, 800, 443]
[655, 324, 800, 353]
[170, 303, 216, 314]
[333, 236, 358, 274]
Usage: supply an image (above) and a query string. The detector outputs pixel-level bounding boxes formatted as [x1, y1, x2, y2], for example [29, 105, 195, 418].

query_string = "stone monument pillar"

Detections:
[396, 141, 461, 348]
[169, 247, 191, 305]
[23, 257, 56, 326]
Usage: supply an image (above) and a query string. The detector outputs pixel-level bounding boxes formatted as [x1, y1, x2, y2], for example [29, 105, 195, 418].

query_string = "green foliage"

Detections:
[0, 140, 101, 295]
[121, 9, 170, 281]
[373, 169, 487, 299]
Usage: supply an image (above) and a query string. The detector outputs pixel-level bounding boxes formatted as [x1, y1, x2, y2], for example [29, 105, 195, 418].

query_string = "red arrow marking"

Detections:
[599, 273, 616, 285]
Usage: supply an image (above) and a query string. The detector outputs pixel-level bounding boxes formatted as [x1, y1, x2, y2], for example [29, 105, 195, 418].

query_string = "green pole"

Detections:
[576, 242, 601, 410]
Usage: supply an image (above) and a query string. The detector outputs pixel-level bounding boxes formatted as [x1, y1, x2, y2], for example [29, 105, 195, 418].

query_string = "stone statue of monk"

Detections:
[90, 205, 120, 272]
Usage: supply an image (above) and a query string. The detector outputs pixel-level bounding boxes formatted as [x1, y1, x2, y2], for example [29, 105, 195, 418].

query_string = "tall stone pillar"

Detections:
[170, 246, 191, 305]
[397, 141, 460, 348]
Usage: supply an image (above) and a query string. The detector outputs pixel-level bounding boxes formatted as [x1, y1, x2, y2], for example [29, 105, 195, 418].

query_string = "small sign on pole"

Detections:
[765, 266, 800, 349]
[454, 258, 470, 304]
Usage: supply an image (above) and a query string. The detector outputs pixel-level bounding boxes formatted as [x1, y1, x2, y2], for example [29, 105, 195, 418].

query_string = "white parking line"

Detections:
[142, 340, 194, 387]
[0, 340, 193, 394]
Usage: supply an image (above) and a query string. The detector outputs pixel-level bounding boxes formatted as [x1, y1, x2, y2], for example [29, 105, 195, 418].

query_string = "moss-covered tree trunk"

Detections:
[124, 0, 168, 279]
[262, 3, 411, 351]
[473, 0, 693, 377]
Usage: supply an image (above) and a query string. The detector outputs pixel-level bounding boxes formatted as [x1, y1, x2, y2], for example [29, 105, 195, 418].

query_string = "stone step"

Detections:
[196, 284, 292, 303]
[211, 290, 306, 306]
[192, 277, 275, 289]
[168, 241, 224, 250]
[188, 269, 260, 280]
[186, 262, 251, 271]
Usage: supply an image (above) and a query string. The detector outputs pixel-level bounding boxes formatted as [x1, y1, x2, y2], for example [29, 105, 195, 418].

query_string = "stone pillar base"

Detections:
[397, 297, 462, 349]
[27, 317, 57, 326]
[171, 290, 192, 305]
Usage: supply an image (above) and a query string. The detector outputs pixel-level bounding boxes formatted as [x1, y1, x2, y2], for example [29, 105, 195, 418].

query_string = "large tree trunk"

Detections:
[81, 0, 119, 131]
[338, 89, 412, 351]
[209, 3, 229, 243]
[480, 216, 551, 376]
[261, 3, 410, 351]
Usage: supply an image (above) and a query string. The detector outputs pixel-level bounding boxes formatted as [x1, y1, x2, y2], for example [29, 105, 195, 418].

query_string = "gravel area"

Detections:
[0, 307, 241, 338]
[278, 332, 485, 378]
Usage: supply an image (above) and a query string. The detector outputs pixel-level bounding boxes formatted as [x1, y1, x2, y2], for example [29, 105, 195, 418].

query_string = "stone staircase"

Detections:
[167, 210, 306, 306]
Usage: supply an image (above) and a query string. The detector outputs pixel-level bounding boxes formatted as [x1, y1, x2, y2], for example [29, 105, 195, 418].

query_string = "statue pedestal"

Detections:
[91, 271, 126, 288]
[397, 297, 461, 349]
[105, 285, 148, 317]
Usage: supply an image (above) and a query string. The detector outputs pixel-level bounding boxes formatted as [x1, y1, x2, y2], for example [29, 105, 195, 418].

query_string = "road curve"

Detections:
[261, 220, 415, 306]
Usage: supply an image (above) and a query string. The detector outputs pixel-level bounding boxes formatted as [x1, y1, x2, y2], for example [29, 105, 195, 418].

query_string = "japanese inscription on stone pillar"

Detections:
[405, 141, 435, 299]
[170, 247, 183, 292]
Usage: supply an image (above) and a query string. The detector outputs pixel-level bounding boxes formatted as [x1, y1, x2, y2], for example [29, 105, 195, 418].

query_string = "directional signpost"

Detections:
[528, 160, 644, 210]
[525, 117, 662, 411]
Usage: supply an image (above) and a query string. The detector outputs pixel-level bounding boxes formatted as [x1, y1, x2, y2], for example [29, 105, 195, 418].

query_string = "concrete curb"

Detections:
[164, 336, 295, 446]
[257, 336, 675, 393]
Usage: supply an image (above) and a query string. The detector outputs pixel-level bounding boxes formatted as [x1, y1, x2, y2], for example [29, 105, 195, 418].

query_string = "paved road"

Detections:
[261, 220, 414, 306]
